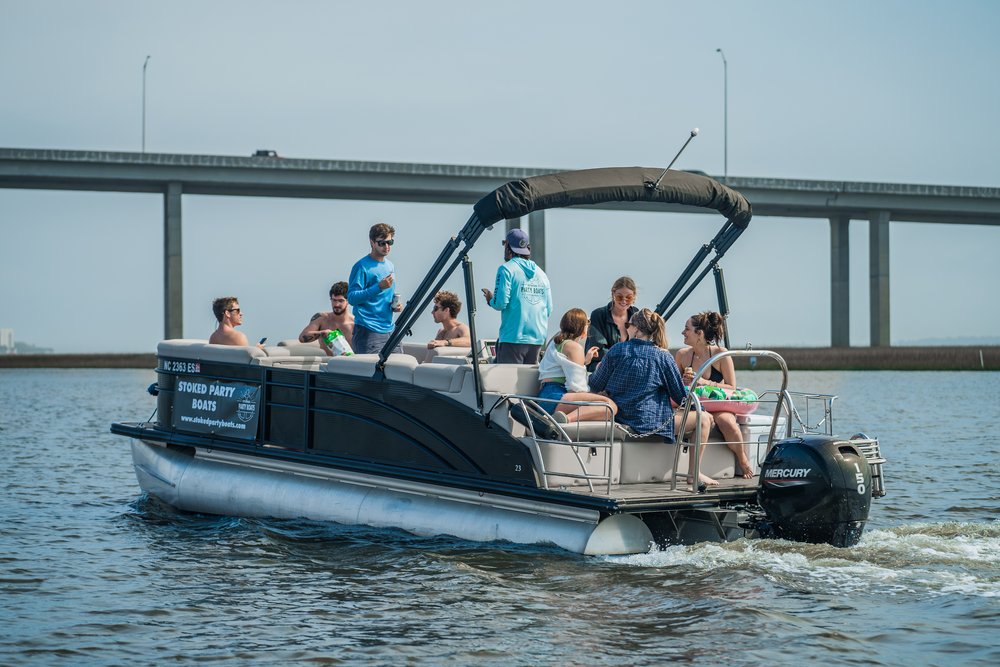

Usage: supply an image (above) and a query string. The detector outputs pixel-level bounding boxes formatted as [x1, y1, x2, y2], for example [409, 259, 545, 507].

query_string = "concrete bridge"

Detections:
[3, 148, 999, 345]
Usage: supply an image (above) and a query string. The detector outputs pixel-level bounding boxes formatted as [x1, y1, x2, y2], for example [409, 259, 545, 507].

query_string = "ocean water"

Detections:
[1, 368, 997, 665]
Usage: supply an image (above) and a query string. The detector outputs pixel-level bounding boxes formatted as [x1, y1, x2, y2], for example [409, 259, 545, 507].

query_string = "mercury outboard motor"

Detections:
[756, 435, 872, 547]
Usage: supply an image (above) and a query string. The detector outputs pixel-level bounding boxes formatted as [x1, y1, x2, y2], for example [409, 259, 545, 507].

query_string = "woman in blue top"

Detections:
[589, 308, 717, 487]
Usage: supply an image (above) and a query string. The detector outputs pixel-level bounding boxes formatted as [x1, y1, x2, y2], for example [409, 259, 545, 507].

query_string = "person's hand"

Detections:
[379, 273, 395, 290]
[682, 367, 696, 386]
[392, 299, 404, 313]
[585, 346, 600, 364]
[427, 339, 442, 349]
[481, 287, 493, 302]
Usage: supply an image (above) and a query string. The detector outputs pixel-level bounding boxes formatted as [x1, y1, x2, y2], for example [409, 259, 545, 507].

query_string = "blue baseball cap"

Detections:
[504, 228, 530, 255]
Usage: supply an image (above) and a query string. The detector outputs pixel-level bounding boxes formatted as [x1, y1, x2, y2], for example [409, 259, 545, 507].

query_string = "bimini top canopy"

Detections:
[382, 166, 753, 389]
[472, 167, 752, 231]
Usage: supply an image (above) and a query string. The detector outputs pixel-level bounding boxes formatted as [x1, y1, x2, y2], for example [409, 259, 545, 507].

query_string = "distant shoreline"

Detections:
[1, 346, 997, 371]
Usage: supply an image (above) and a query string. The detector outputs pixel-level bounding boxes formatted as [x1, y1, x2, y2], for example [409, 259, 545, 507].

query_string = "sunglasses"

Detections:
[376, 238, 394, 247]
[227, 307, 242, 314]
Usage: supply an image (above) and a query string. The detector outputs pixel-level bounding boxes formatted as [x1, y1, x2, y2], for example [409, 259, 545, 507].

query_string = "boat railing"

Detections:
[489, 394, 617, 494]
[849, 435, 887, 498]
[753, 390, 838, 437]
[670, 394, 708, 491]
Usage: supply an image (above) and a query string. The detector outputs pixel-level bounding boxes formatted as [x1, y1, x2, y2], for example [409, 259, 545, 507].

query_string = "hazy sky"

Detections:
[2, 0, 998, 353]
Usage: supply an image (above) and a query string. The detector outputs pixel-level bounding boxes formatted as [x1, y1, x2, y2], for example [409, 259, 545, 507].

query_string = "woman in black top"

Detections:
[586, 276, 639, 372]
[675, 311, 755, 479]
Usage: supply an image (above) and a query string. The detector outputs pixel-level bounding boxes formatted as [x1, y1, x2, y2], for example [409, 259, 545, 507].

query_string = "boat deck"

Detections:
[561, 476, 759, 510]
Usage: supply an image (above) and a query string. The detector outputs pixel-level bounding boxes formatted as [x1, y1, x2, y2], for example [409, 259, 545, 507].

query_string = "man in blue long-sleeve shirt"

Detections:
[348, 223, 403, 354]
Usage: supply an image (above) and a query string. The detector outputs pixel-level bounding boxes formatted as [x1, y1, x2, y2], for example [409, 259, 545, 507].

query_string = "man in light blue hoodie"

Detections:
[481, 228, 552, 364]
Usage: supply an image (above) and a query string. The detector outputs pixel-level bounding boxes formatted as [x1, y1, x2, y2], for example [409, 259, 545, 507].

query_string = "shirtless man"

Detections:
[427, 290, 471, 349]
[209, 296, 251, 346]
[298, 281, 355, 356]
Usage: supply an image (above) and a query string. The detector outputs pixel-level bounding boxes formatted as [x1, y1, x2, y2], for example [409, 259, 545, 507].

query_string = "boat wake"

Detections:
[608, 521, 1000, 599]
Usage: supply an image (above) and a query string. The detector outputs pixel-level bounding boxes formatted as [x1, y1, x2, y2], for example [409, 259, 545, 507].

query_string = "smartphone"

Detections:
[258, 337, 268, 345]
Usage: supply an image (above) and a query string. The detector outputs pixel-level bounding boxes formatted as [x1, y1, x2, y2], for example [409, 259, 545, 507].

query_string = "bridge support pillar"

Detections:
[868, 210, 891, 347]
[830, 215, 851, 347]
[528, 210, 546, 271]
[164, 182, 183, 339]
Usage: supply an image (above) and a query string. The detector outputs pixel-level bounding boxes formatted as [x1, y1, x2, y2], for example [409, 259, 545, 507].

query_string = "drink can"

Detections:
[391, 293, 401, 310]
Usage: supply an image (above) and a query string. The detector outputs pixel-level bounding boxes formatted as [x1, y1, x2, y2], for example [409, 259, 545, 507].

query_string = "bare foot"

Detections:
[684, 474, 720, 488]
[737, 459, 754, 479]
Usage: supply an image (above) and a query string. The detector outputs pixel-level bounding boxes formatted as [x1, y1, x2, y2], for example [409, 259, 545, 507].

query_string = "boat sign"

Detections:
[170, 376, 261, 440]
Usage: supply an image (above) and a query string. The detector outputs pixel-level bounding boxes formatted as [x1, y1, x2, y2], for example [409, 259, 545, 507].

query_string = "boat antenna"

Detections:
[647, 128, 699, 190]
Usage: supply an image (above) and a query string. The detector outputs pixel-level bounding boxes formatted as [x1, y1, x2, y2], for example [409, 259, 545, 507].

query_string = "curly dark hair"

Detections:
[329, 281, 348, 298]
[433, 290, 462, 318]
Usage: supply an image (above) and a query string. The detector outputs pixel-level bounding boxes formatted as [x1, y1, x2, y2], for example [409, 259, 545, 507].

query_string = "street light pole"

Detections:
[142, 55, 151, 153]
[715, 48, 727, 179]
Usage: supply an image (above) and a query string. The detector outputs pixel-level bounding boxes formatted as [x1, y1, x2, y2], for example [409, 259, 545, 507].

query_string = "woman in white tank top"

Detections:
[537, 309, 617, 423]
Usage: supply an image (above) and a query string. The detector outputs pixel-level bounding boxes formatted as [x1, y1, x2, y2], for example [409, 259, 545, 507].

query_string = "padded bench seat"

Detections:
[324, 353, 420, 383]
[157, 339, 330, 367]
[158, 339, 265, 363]
[413, 363, 471, 392]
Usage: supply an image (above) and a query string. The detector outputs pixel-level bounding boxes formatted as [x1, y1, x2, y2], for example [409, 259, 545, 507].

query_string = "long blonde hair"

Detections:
[629, 308, 668, 349]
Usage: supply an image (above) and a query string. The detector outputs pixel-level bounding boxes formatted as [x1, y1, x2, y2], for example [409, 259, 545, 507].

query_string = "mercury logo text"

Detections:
[765, 468, 812, 479]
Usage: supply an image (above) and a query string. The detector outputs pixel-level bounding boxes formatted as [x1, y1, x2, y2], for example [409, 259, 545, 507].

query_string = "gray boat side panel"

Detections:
[130, 441, 651, 555]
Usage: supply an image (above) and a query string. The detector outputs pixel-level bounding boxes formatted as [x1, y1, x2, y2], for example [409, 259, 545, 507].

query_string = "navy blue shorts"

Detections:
[537, 381, 567, 414]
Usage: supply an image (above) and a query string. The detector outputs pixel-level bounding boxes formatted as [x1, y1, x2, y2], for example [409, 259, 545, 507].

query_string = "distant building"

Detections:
[0, 329, 53, 354]
[0, 328, 13, 354]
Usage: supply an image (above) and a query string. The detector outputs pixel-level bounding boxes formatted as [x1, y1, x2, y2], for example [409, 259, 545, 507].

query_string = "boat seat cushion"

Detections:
[402, 342, 474, 364]
[157, 339, 265, 363]
[558, 420, 630, 443]
[276, 339, 330, 356]
[413, 363, 471, 392]
[256, 356, 326, 371]
[323, 353, 420, 382]
[478, 364, 540, 396]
